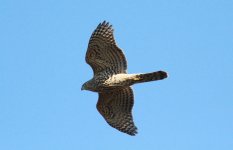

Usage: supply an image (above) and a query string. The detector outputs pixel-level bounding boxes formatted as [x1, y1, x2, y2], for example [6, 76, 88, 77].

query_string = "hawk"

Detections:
[82, 21, 168, 136]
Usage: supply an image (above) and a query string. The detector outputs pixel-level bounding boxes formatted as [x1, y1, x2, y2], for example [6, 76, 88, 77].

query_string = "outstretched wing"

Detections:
[86, 21, 127, 75]
[96, 87, 137, 136]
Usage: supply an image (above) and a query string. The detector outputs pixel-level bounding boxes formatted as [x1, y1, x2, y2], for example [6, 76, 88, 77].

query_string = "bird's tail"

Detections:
[133, 71, 168, 84]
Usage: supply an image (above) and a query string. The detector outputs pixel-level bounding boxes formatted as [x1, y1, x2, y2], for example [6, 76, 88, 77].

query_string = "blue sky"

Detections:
[0, 0, 232, 149]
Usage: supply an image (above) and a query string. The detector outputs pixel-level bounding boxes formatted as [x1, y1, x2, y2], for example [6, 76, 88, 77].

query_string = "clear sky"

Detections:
[0, 0, 232, 150]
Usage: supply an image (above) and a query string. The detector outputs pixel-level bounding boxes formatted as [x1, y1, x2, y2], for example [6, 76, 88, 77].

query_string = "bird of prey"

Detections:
[82, 21, 168, 136]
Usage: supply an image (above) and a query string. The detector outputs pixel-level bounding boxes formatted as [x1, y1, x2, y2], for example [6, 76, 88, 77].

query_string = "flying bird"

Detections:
[82, 21, 168, 136]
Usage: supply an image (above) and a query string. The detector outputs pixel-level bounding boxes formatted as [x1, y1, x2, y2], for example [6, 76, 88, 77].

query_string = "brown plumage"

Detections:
[82, 21, 168, 136]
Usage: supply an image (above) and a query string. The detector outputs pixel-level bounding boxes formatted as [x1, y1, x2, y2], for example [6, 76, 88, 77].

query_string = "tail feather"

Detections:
[134, 71, 168, 84]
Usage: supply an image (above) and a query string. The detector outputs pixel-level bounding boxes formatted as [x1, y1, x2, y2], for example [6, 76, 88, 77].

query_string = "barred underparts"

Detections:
[82, 21, 168, 136]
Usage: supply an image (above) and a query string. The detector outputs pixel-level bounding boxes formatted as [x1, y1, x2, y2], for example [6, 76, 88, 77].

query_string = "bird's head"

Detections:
[81, 82, 87, 91]
[81, 81, 92, 91]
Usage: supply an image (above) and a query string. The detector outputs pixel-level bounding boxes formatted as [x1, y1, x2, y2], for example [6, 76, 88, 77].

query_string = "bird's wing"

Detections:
[96, 87, 137, 136]
[86, 21, 127, 75]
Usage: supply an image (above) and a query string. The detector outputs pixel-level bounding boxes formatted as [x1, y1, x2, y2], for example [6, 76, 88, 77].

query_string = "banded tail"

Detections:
[134, 71, 168, 84]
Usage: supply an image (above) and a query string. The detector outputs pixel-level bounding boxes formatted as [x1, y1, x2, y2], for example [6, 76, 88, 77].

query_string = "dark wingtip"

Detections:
[128, 130, 138, 136]
[100, 20, 111, 27]
[97, 21, 113, 33]
[125, 126, 138, 136]
[101, 20, 108, 25]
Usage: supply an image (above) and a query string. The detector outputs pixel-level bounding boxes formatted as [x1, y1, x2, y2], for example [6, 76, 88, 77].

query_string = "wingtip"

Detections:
[128, 127, 138, 136]
[100, 20, 112, 27]
[101, 20, 107, 25]
[120, 125, 138, 136]
[128, 131, 138, 136]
